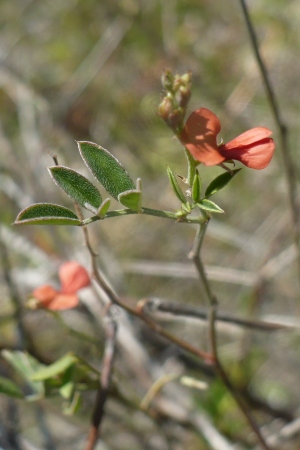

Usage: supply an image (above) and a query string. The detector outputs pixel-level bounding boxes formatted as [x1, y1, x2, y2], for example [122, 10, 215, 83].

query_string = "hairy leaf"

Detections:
[14, 203, 81, 226]
[97, 198, 111, 218]
[48, 166, 102, 213]
[118, 189, 142, 212]
[78, 141, 135, 199]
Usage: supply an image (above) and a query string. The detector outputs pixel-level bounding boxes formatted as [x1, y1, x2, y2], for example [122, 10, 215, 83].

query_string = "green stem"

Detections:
[189, 219, 216, 306]
[82, 207, 205, 226]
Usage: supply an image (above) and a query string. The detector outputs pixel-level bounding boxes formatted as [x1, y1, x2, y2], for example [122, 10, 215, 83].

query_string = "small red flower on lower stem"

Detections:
[179, 108, 275, 169]
[32, 261, 90, 310]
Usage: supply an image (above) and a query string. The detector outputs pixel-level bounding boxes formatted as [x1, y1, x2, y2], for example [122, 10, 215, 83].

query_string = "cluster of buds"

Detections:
[158, 70, 192, 134]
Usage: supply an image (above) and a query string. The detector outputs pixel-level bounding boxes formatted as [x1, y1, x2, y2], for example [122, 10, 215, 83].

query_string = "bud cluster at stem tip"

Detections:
[158, 70, 192, 136]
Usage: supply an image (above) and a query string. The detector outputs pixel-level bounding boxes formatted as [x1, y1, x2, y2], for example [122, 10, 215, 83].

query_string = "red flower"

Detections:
[32, 261, 90, 310]
[179, 108, 275, 169]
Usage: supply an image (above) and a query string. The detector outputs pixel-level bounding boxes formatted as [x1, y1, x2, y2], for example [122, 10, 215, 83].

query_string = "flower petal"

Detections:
[59, 261, 90, 294]
[32, 285, 58, 307]
[219, 129, 275, 170]
[222, 127, 273, 149]
[44, 294, 79, 310]
[180, 108, 225, 165]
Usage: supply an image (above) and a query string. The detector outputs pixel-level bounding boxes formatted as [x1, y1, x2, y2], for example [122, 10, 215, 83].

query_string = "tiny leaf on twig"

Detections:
[48, 166, 102, 213]
[1, 350, 45, 397]
[205, 168, 241, 198]
[97, 198, 111, 218]
[184, 148, 197, 187]
[118, 189, 142, 212]
[0, 376, 24, 398]
[30, 354, 78, 381]
[197, 199, 224, 214]
[14, 203, 81, 226]
[191, 170, 201, 202]
[167, 166, 186, 203]
[78, 141, 135, 199]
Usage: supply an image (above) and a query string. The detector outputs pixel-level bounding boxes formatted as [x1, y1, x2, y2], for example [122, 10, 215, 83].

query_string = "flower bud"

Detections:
[180, 72, 192, 88]
[161, 70, 174, 92]
[176, 86, 191, 108]
[158, 96, 174, 122]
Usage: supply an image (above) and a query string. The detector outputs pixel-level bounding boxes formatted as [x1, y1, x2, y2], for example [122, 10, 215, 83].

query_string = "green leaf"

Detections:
[197, 199, 224, 214]
[191, 170, 201, 203]
[48, 166, 102, 213]
[0, 376, 24, 398]
[118, 189, 142, 212]
[167, 166, 186, 203]
[78, 141, 135, 199]
[14, 203, 81, 226]
[1, 350, 45, 397]
[181, 202, 191, 214]
[184, 148, 197, 187]
[63, 391, 81, 415]
[97, 198, 111, 218]
[30, 354, 78, 381]
[59, 380, 75, 399]
[59, 365, 76, 399]
[205, 169, 241, 198]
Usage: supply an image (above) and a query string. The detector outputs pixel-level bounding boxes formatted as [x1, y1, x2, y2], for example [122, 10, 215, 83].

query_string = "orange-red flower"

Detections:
[32, 261, 90, 310]
[179, 108, 275, 169]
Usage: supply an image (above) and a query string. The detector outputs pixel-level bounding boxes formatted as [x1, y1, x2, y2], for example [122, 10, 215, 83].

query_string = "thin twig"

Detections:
[257, 415, 300, 449]
[85, 308, 117, 450]
[143, 298, 289, 332]
[189, 219, 216, 305]
[239, 0, 300, 281]
[75, 205, 213, 363]
[77, 210, 270, 448]
[0, 231, 31, 350]
[190, 222, 272, 450]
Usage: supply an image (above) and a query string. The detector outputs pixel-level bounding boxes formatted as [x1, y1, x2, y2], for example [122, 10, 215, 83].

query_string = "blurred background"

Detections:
[0, 0, 300, 449]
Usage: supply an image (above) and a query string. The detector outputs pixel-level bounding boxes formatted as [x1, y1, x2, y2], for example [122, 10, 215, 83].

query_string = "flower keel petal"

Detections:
[32, 285, 58, 307]
[219, 137, 275, 169]
[45, 294, 79, 310]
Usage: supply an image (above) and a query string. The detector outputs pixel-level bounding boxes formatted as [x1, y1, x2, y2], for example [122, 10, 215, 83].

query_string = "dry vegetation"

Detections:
[0, 1, 300, 449]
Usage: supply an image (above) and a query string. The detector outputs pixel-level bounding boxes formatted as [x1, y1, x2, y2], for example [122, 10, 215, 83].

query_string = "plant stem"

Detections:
[85, 309, 117, 450]
[82, 206, 204, 226]
[239, 0, 300, 283]
[190, 223, 272, 450]
[76, 204, 213, 364]
[189, 219, 216, 305]
[143, 298, 288, 332]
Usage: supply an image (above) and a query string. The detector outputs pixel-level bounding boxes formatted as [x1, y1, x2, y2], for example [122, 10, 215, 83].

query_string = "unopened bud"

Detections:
[161, 70, 174, 92]
[176, 86, 191, 108]
[172, 72, 192, 93]
[158, 96, 174, 122]
[172, 74, 182, 92]
[180, 72, 192, 88]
